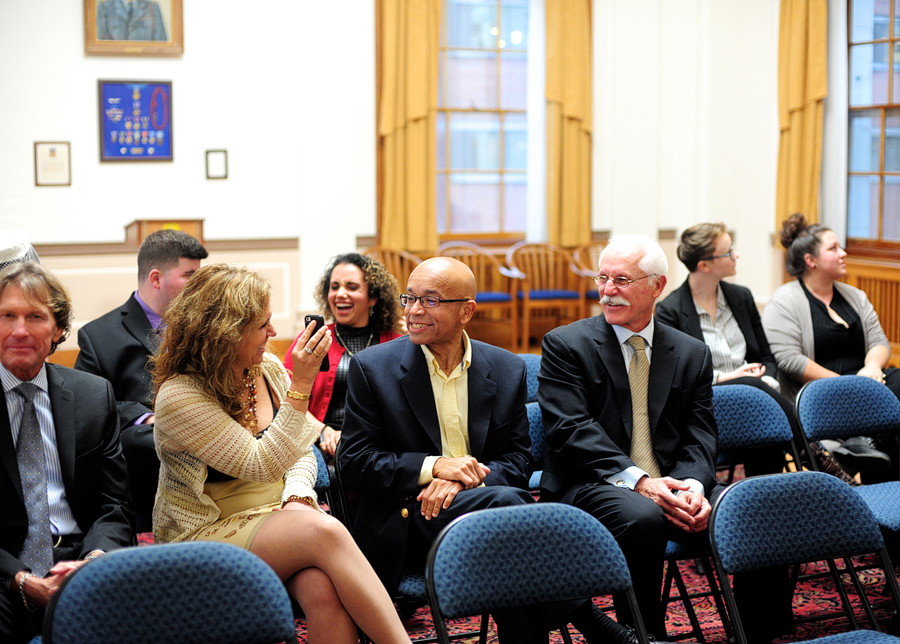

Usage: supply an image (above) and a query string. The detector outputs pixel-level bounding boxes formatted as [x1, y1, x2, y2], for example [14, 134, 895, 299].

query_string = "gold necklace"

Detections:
[333, 325, 374, 357]
[241, 369, 258, 431]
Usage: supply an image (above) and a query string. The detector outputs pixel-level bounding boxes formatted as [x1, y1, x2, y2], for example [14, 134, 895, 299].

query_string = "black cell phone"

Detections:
[304, 314, 330, 371]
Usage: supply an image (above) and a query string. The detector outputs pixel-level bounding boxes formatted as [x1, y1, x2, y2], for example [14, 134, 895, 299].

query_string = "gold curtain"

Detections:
[378, 0, 440, 253]
[776, 0, 827, 229]
[545, 0, 592, 247]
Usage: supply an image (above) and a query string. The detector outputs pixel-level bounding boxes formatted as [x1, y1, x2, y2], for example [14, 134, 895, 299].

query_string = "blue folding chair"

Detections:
[44, 542, 297, 644]
[526, 401, 545, 490]
[426, 503, 651, 644]
[517, 352, 542, 404]
[709, 472, 900, 644]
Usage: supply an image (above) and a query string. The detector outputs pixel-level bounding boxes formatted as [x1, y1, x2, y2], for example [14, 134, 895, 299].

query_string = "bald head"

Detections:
[411, 257, 477, 300]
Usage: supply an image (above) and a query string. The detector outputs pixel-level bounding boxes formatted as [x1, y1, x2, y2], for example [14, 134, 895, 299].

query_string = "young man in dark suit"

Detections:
[74, 229, 207, 530]
[0, 262, 132, 643]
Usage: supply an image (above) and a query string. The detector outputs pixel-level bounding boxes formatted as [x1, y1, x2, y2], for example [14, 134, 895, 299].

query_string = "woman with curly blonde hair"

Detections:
[284, 253, 404, 457]
[152, 264, 412, 644]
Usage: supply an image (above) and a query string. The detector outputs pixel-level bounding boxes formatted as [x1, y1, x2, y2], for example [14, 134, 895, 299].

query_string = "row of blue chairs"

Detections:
[36, 470, 900, 644]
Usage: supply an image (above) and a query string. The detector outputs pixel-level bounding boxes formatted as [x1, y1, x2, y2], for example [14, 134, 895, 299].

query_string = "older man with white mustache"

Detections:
[537, 234, 793, 642]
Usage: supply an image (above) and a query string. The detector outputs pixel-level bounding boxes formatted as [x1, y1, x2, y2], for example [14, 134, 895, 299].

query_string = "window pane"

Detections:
[850, 43, 890, 106]
[504, 112, 527, 170]
[848, 174, 881, 238]
[444, 50, 498, 109]
[851, 0, 890, 42]
[437, 173, 448, 233]
[500, 51, 527, 109]
[449, 113, 501, 170]
[896, 0, 900, 38]
[503, 174, 527, 231]
[446, 0, 496, 49]
[849, 109, 882, 172]
[501, 1, 529, 50]
[895, 43, 900, 103]
[449, 173, 501, 233]
[886, 109, 900, 171]
[437, 113, 447, 170]
[884, 175, 900, 240]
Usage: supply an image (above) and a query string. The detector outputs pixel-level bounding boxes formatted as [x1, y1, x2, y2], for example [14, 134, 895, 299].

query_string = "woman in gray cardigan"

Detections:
[762, 213, 899, 480]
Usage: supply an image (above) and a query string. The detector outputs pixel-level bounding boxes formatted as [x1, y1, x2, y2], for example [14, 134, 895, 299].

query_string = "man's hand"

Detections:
[432, 456, 490, 489]
[634, 476, 709, 532]
[417, 478, 464, 520]
[16, 561, 87, 608]
[319, 426, 341, 457]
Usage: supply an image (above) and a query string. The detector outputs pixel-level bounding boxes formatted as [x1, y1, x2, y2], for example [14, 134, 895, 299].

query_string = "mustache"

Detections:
[600, 295, 631, 307]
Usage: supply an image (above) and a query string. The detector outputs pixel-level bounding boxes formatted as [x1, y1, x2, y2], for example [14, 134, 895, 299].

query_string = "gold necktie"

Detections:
[626, 335, 660, 478]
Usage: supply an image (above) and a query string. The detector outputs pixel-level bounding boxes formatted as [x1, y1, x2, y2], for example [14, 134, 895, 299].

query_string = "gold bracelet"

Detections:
[285, 390, 311, 401]
[283, 495, 316, 509]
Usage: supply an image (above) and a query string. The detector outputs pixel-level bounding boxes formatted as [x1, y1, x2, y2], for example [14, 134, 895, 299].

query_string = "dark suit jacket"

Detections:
[339, 335, 533, 590]
[538, 315, 718, 504]
[75, 294, 156, 431]
[0, 364, 133, 587]
[654, 279, 778, 377]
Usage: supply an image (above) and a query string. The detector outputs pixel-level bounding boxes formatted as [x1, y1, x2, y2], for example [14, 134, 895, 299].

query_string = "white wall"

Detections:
[0, 0, 376, 312]
[593, 0, 782, 299]
[1, 1, 784, 310]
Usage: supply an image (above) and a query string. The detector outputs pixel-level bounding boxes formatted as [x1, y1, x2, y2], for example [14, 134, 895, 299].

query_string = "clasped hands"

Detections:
[634, 476, 711, 533]
[417, 456, 490, 521]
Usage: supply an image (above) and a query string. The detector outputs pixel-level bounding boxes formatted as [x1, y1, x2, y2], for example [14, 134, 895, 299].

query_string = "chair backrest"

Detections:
[796, 375, 900, 443]
[436, 241, 514, 297]
[505, 242, 587, 292]
[312, 444, 330, 491]
[363, 246, 423, 289]
[44, 541, 297, 644]
[426, 503, 635, 619]
[526, 401, 545, 465]
[710, 472, 883, 576]
[517, 353, 541, 403]
[712, 384, 795, 453]
[572, 241, 607, 273]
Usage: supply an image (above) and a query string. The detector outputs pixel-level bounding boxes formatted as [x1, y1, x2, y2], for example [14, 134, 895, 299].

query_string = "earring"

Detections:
[369, 306, 375, 317]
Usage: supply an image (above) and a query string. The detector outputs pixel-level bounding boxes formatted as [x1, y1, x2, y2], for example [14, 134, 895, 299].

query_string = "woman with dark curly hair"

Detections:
[284, 253, 404, 457]
[763, 213, 900, 480]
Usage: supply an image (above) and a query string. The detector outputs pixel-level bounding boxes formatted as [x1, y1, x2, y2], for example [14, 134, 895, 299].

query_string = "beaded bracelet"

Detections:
[18, 572, 35, 611]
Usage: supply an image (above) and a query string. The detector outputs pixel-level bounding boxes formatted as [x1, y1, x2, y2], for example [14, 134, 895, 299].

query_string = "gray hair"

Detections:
[599, 234, 668, 285]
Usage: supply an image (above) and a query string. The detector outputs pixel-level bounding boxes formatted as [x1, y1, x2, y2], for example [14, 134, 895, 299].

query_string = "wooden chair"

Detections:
[572, 240, 607, 303]
[436, 241, 521, 351]
[505, 242, 592, 351]
[363, 246, 423, 290]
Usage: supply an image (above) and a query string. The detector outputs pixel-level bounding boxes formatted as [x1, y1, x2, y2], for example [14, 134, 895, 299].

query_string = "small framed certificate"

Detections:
[206, 150, 228, 180]
[34, 142, 71, 187]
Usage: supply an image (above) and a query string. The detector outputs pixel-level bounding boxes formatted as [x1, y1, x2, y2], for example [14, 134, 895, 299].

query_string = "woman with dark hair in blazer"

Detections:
[655, 222, 857, 483]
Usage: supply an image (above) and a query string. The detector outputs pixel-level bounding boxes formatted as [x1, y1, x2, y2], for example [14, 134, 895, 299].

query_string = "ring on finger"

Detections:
[314, 351, 322, 357]
[304, 347, 314, 355]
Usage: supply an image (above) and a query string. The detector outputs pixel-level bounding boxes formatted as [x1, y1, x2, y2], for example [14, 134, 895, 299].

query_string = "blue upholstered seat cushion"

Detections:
[517, 289, 580, 300]
[475, 291, 512, 303]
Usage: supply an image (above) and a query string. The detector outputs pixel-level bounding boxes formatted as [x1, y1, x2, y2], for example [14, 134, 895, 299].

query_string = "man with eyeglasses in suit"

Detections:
[340, 257, 655, 644]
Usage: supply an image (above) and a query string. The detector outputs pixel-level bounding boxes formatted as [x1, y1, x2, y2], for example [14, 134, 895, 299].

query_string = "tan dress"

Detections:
[153, 354, 322, 546]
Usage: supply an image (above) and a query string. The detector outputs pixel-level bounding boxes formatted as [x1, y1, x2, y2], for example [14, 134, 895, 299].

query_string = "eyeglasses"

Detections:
[592, 274, 652, 289]
[700, 246, 735, 261]
[399, 294, 470, 308]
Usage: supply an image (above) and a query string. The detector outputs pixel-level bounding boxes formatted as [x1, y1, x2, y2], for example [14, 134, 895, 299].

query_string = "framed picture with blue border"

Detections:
[99, 80, 173, 162]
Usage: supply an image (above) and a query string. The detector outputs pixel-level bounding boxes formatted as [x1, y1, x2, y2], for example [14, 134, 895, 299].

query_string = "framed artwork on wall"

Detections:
[206, 150, 228, 180]
[99, 80, 173, 162]
[84, 0, 183, 57]
[34, 142, 72, 187]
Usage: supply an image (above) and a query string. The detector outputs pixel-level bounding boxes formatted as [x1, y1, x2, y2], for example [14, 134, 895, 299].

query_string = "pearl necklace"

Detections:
[241, 369, 258, 431]
[334, 325, 374, 357]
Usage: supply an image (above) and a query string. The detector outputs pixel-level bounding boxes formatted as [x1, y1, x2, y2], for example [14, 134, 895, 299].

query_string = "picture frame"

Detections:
[34, 142, 72, 187]
[99, 80, 173, 162]
[206, 150, 228, 180]
[84, 0, 183, 57]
